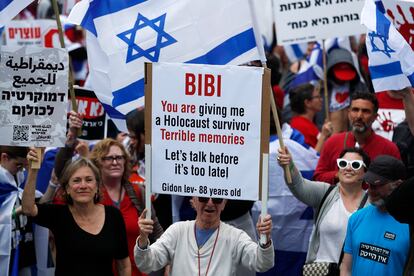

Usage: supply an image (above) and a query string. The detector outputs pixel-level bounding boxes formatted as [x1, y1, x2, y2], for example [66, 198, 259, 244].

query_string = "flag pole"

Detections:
[51, 0, 79, 133]
[260, 153, 269, 245]
[248, 0, 292, 184]
[322, 40, 330, 121]
[145, 144, 152, 219]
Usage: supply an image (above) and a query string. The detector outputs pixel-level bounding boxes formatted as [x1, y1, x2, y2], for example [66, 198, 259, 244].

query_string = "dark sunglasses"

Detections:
[198, 197, 224, 204]
[336, 158, 365, 171]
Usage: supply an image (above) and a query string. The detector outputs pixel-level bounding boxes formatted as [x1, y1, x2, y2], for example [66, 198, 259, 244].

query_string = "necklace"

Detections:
[194, 223, 220, 276]
[112, 185, 123, 209]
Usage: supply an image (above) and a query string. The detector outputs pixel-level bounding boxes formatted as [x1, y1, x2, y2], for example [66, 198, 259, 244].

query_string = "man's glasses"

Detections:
[336, 159, 365, 171]
[102, 155, 125, 163]
[198, 197, 224, 204]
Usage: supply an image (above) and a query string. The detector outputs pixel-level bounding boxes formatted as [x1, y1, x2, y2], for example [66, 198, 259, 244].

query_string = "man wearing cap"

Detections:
[340, 155, 410, 276]
[314, 91, 401, 184]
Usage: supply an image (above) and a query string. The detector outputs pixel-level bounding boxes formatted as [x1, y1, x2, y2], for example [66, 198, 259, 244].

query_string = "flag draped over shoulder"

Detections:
[68, 0, 261, 121]
[0, 180, 18, 276]
[361, 0, 414, 92]
[0, 0, 34, 28]
[252, 123, 318, 275]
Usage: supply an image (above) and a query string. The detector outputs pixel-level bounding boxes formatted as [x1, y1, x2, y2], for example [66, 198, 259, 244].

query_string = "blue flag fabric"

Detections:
[289, 43, 323, 89]
[252, 123, 319, 276]
[361, 0, 414, 92]
[0, 180, 18, 276]
[284, 43, 307, 63]
[0, 0, 34, 28]
[69, 0, 261, 123]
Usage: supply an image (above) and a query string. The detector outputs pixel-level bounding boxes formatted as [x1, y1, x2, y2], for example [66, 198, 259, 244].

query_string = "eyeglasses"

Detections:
[198, 197, 224, 204]
[336, 159, 366, 171]
[102, 155, 125, 163]
[310, 95, 322, 100]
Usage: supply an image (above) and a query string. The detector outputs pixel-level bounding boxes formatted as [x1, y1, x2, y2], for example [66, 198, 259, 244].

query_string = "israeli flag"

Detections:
[0, 0, 34, 28]
[290, 42, 323, 89]
[361, 0, 414, 92]
[284, 43, 307, 63]
[69, 0, 261, 122]
[324, 37, 352, 53]
[252, 123, 318, 275]
[0, 182, 18, 276]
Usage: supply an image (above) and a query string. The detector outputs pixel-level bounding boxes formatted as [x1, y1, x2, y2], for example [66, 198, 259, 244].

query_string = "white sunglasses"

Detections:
[336, 159, 366, 171]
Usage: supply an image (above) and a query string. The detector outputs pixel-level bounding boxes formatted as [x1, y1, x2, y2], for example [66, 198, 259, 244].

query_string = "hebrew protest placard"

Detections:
[146, 62, 269, 200]
[0, 46, 68, 147]
[274, 0, 365, 45]
[71, 87, 106, 141]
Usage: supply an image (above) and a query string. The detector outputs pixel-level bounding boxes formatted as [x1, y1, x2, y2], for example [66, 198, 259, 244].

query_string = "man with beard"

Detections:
[314, 91, 401, 184]
[340, 155, 409, 276]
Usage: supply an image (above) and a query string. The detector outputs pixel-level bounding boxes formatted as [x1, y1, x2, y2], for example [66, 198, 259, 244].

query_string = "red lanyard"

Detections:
[194, 224, 220, 276]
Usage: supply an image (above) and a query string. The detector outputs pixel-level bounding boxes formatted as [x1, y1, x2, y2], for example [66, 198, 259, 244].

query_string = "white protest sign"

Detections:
[0, 46, 68, 147]
[148, 62, 269, 201]
[274, 0, 365, 45]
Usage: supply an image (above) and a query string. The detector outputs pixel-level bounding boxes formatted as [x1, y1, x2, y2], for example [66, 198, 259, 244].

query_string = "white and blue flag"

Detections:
[69, 0, 262, 123]
[284, 43, 307, 63]
[289, 42, 323, 89]
[324, 37, 352, 53]
[252, 123, 319, 275]
[0, 0, 34, 28]
[361, 0, 414, 92]
[0, 176, 18, 276]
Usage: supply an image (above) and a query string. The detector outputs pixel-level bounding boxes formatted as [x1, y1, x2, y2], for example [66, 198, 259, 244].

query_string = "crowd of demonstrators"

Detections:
[52, 112, 165, 276]
[314, 91, 401, 184]
[134, 199, 274, 275]
[4, 4, 414, 274]
[289, 83, 333, 153]
[22, 150, 131, 275]
[341, 156, 410, 276]
[277, 147, 369, 269]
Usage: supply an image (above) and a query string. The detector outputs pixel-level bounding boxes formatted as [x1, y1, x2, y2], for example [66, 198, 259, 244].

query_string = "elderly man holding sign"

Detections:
[134, 198, 274, 275]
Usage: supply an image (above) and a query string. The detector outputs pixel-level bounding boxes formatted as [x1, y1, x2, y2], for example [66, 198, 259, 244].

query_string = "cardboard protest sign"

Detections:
[146, 62, 270, 201]
[0, 46, 68, 147]
[274, 0, 365, 45]
[70, 87, 106, 140]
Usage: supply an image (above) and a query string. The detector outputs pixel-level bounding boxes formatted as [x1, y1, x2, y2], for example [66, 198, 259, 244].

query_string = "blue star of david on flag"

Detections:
[117, 13, 177, 63]
[368, 31, 395, 58]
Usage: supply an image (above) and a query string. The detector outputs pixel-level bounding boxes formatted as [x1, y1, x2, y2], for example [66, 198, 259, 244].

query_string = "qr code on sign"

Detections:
[13, 125, 29, 141]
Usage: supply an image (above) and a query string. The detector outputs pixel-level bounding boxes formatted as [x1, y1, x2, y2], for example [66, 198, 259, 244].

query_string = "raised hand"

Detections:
[138, 209, 154, 248]
[256, 214, 272, 246]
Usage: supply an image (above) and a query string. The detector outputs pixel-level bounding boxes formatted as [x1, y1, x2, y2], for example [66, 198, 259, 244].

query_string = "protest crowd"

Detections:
[1, 0, 414, 276]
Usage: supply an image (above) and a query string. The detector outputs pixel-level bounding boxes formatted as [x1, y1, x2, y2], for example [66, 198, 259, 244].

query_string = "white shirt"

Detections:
[315, 195, 351, 263]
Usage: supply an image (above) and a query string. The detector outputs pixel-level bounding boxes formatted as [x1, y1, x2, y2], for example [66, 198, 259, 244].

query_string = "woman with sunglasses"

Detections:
[277, 147, 370, 266]
[134, 197, 275, 275]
